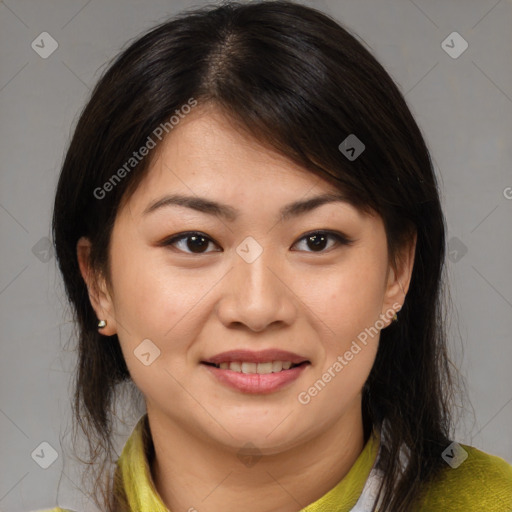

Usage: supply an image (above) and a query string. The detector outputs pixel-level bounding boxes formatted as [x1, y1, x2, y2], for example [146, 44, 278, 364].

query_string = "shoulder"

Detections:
[418, 443, 512, 511]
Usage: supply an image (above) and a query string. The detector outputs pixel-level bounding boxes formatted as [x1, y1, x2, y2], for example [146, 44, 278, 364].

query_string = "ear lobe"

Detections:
[76, 236, 117, 335]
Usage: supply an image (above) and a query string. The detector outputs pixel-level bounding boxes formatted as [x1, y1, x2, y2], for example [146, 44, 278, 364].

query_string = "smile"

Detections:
[203, 360, 305, 373]
[201, 361, 310, 394]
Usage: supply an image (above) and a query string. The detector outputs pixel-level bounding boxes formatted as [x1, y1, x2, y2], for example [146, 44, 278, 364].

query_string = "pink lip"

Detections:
[202, 362, 309, 394]
[202, 349, 309, 365]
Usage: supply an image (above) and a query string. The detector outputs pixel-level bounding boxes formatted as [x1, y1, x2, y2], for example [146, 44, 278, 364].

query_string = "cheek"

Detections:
[108, 254, 199, 403]
[108, 240, 200, 371]
[110, 244, 170, 332]
[294, 259, 384, 415]
[304, 256, 387, 341]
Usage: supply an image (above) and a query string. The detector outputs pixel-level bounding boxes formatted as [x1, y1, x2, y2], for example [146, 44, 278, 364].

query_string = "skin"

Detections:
[77, 105, 416, 512]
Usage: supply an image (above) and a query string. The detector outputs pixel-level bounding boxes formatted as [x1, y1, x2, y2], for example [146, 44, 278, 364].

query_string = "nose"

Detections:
[215, 248, 297, 332]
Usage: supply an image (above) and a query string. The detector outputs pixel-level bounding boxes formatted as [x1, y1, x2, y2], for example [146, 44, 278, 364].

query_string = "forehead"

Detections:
[122, 106, 345, 215]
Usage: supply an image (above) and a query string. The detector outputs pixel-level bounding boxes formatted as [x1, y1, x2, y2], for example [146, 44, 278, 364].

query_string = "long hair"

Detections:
[52, 1, 459, 510]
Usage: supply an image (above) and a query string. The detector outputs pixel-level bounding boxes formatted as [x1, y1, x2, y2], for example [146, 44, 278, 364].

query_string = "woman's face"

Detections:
[79, 106, 412, 453]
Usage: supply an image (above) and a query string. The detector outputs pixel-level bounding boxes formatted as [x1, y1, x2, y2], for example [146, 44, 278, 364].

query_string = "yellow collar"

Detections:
[116, 414, 380, 512]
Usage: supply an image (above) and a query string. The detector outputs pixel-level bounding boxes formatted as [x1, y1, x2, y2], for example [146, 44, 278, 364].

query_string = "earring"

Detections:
[392, 313, 398, 323]
[98, 319, 107, 329]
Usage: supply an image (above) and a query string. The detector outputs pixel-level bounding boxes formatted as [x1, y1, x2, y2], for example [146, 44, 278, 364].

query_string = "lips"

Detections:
[201, 349, 309, 366]
[202, 359, 309, 394]
[200, 349, 311, 393]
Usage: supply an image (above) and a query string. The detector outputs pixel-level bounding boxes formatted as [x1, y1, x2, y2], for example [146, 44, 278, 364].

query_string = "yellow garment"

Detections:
[116, 415, 379, 512]
[39, 414, 512, 511]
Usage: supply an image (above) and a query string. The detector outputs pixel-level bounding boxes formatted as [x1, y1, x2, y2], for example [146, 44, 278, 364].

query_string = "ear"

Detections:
[77, 236, 117, 336]
[381, 231, 417, 324]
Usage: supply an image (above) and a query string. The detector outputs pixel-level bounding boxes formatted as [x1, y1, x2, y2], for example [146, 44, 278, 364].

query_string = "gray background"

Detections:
[1, 0, 511, 510]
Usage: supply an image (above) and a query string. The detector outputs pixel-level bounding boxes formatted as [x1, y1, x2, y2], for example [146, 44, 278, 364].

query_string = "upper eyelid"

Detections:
[163, 231, 221, 247]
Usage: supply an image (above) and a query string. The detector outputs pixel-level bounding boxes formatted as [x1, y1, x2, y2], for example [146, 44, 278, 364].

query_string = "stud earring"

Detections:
[98, 319, 107, 329]
[392, 313, 398, 323]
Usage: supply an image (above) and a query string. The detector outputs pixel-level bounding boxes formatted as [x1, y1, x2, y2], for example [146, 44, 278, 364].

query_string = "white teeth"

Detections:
[230, 361, 241, 372]
[215, 361, 298, 374]
[241, 362, 257, 374]
[272, 361, 283, 372]
[256, 362, 273, 374]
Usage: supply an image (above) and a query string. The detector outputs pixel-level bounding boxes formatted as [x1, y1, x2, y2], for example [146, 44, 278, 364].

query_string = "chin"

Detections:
[215, 419, 306, 451]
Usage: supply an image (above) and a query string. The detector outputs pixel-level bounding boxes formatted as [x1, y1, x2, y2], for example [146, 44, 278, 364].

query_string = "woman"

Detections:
[47, 1, 512, 511]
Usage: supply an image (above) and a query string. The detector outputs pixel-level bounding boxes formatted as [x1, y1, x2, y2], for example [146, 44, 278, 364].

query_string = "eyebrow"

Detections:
[142, 192, 352, 222]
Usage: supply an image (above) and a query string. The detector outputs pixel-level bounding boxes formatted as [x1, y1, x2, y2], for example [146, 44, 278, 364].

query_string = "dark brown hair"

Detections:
[52, 1, 460, 510]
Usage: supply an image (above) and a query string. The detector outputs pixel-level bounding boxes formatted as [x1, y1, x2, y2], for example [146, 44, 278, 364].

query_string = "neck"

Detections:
[148, 400, 366, 512]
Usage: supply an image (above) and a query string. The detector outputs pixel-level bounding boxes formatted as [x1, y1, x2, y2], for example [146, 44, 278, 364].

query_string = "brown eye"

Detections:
[163, 232, 221, 254]
[161, 230, 352, 255]
[292, 231, 353, 253]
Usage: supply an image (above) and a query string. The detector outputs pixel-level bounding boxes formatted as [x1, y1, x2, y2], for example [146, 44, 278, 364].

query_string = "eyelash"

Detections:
[160, 230, 354, 255]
